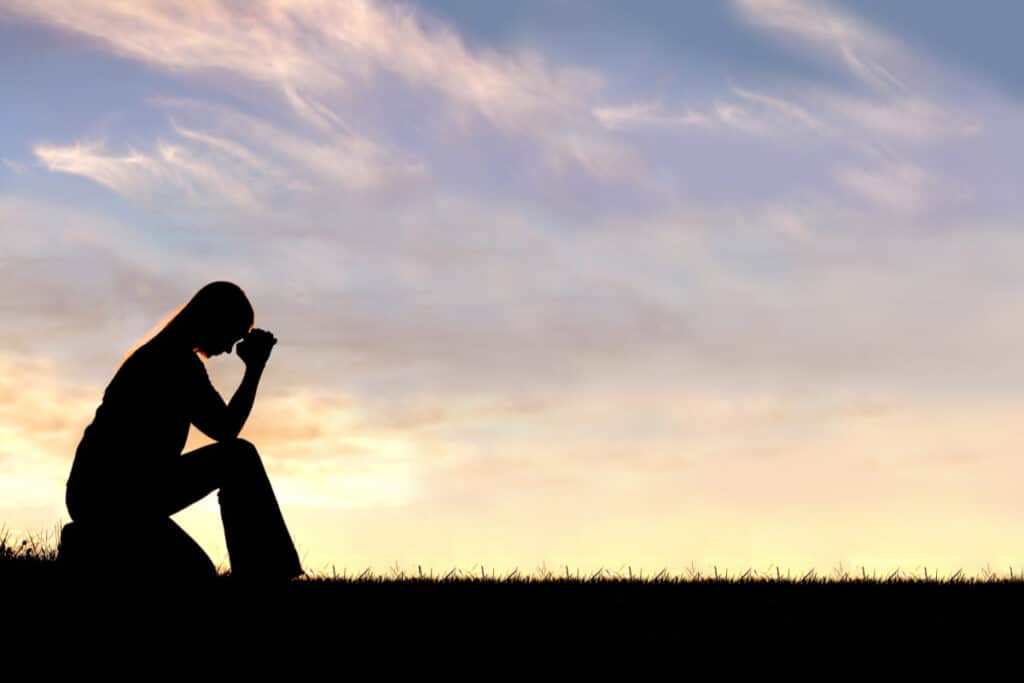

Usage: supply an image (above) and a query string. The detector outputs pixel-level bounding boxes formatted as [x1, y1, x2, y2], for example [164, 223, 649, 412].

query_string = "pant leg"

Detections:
[64, 479, 216, 583]
[137, 517, 218, 581]
[160, 438, 304, 581]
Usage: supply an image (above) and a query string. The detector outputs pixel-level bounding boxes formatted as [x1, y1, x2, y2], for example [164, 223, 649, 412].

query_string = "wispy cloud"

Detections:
[34, 141, 163, 196]
[729, 0, 984, 146]
[8, 0, 616, 180]
[19, 0, 990, 209]
[732, 0, 909, 91]
[817, 94, 982, 143]
[593, 89, 826, 138]
[730, 87, 831, 134]
[32, 99, 428, 206]
[592, 101, 712, 131]
[834, 160, 932, 214]
[34, 138, 262, 209]
[163, 101, 427, 193]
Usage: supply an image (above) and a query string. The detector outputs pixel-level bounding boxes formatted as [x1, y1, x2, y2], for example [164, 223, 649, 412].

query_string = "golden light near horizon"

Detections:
[3, 0, 1024, 578]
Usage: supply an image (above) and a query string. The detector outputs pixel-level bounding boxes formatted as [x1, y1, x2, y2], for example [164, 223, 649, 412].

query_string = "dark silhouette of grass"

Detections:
[0, 524, 61, 581]
[6, 522, 1015, 585]
[6, 523, 1024, 645]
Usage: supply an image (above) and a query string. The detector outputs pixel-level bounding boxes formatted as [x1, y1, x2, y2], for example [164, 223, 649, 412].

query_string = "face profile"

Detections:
[198, 325, 250, 357]
[172, 280, 256, 360]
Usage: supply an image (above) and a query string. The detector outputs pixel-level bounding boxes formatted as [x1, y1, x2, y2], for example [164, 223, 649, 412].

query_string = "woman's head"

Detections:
[181, 281, 255, 358]
[116, 281, 255, 369]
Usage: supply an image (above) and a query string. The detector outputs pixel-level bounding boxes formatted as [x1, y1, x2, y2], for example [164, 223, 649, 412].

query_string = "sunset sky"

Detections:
[3, 0, 1024, 577]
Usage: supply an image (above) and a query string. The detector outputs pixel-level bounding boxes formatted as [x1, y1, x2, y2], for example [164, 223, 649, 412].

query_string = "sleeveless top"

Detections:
[67, 339, 223, 497]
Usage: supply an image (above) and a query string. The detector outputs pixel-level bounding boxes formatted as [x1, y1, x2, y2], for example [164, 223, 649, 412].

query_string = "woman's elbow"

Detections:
[201, 418, 241, 443]
[214, 425, 242, 442]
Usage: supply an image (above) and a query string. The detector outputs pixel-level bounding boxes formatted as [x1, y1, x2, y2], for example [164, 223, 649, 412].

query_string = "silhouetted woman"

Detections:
[62, 281, 304, 583]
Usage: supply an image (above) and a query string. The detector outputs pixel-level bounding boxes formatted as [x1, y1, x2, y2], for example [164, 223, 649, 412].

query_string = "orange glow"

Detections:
[5, 348, 1024, 578]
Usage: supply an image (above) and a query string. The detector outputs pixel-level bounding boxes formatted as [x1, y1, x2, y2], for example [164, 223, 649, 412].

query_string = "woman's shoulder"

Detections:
[137, 338, 200, 361]
[112, 341, 199, 383]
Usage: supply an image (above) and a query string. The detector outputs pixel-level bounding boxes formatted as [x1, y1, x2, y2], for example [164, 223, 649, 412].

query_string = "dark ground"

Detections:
[6, 551, 1024, 645]
[4, 529, 1022, 658]
[4, 569, 1020, 676]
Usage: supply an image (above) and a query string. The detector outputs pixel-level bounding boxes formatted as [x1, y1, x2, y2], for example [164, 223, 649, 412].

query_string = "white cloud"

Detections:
[169, 123, 283, 180]
[18, 0, 994, 206]
[34, 141, 163, 196]
[730, 0, 988, 152]
[834, 161, 931, 214]
[819, 94, 982, 143]
[730, 87, 830, 134]
[7, 0, 610, 178]
[712, 99, 774, 137]
[593, 89, 827, 140]
[732, 0, 908, 92]
[33, 138, 261, 209]
[592, 101, 712, 131]
[32, 99, 428, 206]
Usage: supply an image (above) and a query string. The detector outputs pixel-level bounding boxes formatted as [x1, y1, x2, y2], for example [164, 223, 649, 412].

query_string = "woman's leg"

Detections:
[159, 438, 303, 581]
[138, 518, 218, 581]
[63, 469, 216, 583]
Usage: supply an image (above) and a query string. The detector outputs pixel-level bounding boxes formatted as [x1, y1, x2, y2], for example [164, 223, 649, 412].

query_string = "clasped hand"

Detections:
[235, 328, 277, 368]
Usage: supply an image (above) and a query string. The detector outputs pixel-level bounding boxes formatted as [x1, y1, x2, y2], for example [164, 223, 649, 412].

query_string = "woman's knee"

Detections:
[225, 437, 262, 469]
[229, 437, 258, 455]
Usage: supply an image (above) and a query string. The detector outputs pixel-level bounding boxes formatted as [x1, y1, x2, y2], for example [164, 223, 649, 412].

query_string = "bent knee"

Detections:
[229, 437, 258, 454]
[225, 437, 261, 467]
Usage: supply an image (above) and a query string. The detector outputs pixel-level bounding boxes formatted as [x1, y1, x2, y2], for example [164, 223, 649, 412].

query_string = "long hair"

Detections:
[116, 282, 255, 370]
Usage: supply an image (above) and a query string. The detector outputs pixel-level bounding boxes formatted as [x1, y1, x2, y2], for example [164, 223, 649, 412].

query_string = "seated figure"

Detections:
[62, 281, 304, 586]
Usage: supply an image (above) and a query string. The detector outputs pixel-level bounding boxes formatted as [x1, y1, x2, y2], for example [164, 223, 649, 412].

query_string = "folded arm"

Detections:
[191, 362, 265, 442]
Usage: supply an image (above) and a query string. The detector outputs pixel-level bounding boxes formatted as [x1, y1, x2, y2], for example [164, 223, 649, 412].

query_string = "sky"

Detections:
[2, 0, 1024, 578]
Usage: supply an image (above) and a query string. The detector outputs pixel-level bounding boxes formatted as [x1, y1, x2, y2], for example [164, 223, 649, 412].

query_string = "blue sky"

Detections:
[3, 0, 1024, 575]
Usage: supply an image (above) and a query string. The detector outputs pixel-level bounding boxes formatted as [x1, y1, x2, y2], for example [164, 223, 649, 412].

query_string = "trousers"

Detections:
[65, 437, 303, 582]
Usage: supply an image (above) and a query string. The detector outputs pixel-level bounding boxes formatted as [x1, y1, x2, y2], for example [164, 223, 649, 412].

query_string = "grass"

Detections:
[3, 523, 1021, 585]
[296, 562, 1017, 585]
[0, 524, 61, 576]
[6, 523, 1024, 645]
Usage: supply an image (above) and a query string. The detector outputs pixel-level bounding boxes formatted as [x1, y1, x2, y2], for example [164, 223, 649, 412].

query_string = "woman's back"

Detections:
[68, 339, 216, 508]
